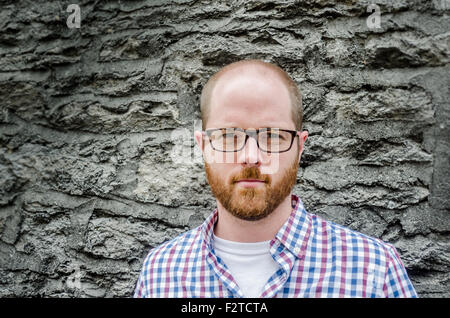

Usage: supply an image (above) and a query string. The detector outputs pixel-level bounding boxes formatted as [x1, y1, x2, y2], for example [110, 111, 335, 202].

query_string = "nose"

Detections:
[239, 135, 261, 166]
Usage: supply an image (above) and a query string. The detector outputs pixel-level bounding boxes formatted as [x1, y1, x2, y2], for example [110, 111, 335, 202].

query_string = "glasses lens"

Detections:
[208, 128, 294, 152]
[258, 129, 292, 152]
[209, 128, 246, 152]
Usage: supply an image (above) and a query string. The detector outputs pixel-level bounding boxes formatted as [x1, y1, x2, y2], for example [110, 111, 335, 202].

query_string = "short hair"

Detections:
[200, 59, 303, 131]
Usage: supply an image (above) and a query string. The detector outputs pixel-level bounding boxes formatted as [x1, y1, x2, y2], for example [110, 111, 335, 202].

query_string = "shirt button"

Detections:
[294, 247, 301, 254]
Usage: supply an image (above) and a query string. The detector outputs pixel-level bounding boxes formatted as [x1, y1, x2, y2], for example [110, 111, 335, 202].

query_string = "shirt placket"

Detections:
[196, 210, 243, 297]
[260, 239, 297, 298]
[205, 246, 244, 298]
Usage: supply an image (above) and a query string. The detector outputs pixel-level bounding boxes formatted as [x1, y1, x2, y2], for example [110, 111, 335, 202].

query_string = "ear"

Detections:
[297, 130, 308, 164]
[194, 130, 204, 152]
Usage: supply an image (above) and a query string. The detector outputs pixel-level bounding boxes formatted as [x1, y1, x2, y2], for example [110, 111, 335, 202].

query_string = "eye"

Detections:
[267, 132, 282, 139]
[219, 133, 238, 140]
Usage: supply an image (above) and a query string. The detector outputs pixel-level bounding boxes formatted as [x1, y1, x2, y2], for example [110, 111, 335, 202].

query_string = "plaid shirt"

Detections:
[134, 194, 417, 298]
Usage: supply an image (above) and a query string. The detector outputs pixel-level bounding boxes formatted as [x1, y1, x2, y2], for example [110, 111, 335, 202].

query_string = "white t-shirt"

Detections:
[212, 234, 279, 298]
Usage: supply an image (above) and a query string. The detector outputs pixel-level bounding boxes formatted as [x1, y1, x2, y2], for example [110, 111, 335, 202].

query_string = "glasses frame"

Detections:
[203, 127, 299, 153]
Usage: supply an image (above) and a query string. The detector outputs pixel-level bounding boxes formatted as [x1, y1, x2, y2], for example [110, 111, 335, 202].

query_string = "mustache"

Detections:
[231, 167, 271, 184]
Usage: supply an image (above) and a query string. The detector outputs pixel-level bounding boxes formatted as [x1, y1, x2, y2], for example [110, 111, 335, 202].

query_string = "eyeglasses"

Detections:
[204, 128, 298, 153]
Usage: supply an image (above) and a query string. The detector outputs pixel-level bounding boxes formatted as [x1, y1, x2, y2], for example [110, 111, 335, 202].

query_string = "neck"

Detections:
[213, 194, 293, 243]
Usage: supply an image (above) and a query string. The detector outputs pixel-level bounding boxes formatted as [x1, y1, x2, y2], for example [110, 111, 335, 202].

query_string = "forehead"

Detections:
[206, 70, 294, 130]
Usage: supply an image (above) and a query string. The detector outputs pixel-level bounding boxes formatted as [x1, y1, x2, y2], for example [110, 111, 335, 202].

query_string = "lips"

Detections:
[237, 179, 265, 183]
[235, 179, 266, 188]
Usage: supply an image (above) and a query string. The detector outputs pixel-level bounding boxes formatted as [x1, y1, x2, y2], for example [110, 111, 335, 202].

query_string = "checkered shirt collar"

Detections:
[200, 194, 311, 258]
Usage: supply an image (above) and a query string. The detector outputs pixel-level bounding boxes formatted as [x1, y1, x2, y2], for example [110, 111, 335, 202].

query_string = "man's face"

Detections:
[195, 70, 308, 221]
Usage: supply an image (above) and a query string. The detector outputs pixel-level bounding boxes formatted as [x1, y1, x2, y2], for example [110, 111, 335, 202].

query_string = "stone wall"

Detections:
[0, 0, 448, 297]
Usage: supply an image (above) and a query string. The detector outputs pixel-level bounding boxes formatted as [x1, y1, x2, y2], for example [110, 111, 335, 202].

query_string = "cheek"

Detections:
[207, 163, 232, 181]
[261, 153, 291, 175]
[203, 145, 240, 165]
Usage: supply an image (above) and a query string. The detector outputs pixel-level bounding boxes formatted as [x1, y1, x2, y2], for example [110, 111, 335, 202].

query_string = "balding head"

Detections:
[200, 59, 303, 131]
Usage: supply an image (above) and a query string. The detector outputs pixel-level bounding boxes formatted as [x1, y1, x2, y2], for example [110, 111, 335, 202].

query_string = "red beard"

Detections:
[205, 157, 299, 221]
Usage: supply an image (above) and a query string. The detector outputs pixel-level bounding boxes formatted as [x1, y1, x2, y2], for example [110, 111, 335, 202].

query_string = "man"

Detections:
[134, 59, 417, 298]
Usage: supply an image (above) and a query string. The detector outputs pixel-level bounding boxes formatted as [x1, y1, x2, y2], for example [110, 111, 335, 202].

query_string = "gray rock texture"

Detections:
[0, 0, 449, 298]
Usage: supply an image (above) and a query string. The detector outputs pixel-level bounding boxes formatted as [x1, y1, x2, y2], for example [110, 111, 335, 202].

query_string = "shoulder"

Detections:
[141, 226, 202, 269]
[134, 226, 203, 298]
[304, 212, 417, 297]
[308, 212, 396, 265]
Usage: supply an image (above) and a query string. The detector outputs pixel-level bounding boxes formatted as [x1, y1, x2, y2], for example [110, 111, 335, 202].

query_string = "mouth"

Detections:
[235, 179, 267, 188]
[236, 179, 265, 183]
